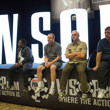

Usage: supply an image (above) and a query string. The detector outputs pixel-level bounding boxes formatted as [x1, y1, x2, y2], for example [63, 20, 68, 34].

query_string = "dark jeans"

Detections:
[97, 61, 110, 89]
[60, 62, 88, 93]
[9, 62, 32, 88]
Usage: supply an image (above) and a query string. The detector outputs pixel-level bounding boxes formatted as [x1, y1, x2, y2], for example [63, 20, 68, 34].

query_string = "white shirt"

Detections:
[18, 49, 24, 63]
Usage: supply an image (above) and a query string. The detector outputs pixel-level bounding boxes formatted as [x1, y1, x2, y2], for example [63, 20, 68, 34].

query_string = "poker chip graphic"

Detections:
[75, 81, 94, 94]
[88, 81, 94, 94]
[28, 75, 49, 102]
[75, 81, 81, 94]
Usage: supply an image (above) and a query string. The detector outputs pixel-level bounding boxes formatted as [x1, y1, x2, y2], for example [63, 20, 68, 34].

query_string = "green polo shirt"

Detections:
[44, 41, 61, 62]
[66, 40, 87, 63]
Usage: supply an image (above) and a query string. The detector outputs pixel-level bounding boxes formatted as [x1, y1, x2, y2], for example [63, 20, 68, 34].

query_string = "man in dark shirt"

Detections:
[8, 39, 34, 92]
[35, 33, 62, 95]
[93, 26, 110, 98]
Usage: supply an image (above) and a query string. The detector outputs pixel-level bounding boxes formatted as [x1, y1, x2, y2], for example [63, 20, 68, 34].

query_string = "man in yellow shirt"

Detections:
[59, 30, 88, 99]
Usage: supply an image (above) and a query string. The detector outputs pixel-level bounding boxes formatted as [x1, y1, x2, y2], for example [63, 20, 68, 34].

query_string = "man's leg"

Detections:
[76, 62, 88, 99]
[98, 61, 110, 89]
[97, 61, 110, 98]
[60, 63, 75, 91]
[35, 63, 45, 93]
[49, 64, 57, 95]
[48, 62, 62, 95]
[8, 65, 19, 88]
[58, 63, 75, 99]
[22, 62, 32, 91]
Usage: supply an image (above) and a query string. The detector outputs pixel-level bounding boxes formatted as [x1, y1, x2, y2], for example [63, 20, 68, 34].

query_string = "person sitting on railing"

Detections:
[35, 33, 62, 95]
[59, 30, 88, 100]
[93, 26, 110, 98]
[8, 38, 34, 92]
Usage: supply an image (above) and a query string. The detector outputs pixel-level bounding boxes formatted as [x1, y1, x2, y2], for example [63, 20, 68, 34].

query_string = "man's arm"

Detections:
[73, 52, 86, 59]
[73, 42, 87, 59]
[45, 55, 60, 68]
[44, 56, 49, 68]
[65, 53, 77, 59]
[22, 47, 32, 64]
[44, 56, 48, 62]
[93, 52, 102, 71]
[48, 55, 60, 66]
[66, 52, 86, 60]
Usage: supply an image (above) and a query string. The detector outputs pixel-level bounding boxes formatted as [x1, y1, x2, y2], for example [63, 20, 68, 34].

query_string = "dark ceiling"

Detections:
[0, 0, 51, 14]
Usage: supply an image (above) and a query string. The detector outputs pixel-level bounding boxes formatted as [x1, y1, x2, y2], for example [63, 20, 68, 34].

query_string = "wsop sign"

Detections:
[0, 69, 110, 110]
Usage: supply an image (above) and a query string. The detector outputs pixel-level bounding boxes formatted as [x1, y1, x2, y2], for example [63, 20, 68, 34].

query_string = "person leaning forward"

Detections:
[59, 30, 88, 100]
[8, 38, 34, 92]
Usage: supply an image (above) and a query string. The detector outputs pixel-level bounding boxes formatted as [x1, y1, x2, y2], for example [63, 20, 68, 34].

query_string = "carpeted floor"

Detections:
[0, 102, 51, 110]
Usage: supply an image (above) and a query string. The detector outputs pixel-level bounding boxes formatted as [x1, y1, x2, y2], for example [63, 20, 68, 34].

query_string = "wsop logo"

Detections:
[75, 81, 94, 94]
[28, 75, 49, 102]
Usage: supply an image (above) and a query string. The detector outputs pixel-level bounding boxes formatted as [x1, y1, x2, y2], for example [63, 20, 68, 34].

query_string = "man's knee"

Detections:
[50, 65, 56, 71]
[37, 65, 45, 72]
[22, 67, 29, 72]
[9, 69, 14, 72]
[77, 69, 86, 75]
[62, 65, 70, 74]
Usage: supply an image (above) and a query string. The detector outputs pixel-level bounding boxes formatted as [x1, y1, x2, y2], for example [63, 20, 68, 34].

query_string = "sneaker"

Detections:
[11, 86, 16, 90]
[7, 83, 13, 89]
[98, 89, 106, 98]
[58, 91, 66, 100]
[7, 85, 14, 90]
[7, 86, 11, 89]
[81, 93, 88, 100]
[23, 88, 28, 93]
[49, 88, 55, 95]
[35, 87, 43, 94]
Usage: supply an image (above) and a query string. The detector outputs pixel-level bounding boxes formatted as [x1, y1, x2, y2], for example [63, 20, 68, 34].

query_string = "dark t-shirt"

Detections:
[97, 38, 110, 61]
[44, 41, 61, 62]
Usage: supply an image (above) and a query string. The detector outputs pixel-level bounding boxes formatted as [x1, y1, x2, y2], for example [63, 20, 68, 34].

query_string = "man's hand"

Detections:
[48, 62, 52, 67]
[45, 62, 49, 68]
[93, 66, 98, 72]
[65, 52, 77, 59]
[45, 62, 52, 68]
[14, 63, 22, 67]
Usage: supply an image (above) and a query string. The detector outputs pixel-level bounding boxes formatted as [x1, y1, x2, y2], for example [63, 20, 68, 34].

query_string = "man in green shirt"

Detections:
[59, 30, 88, 99]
